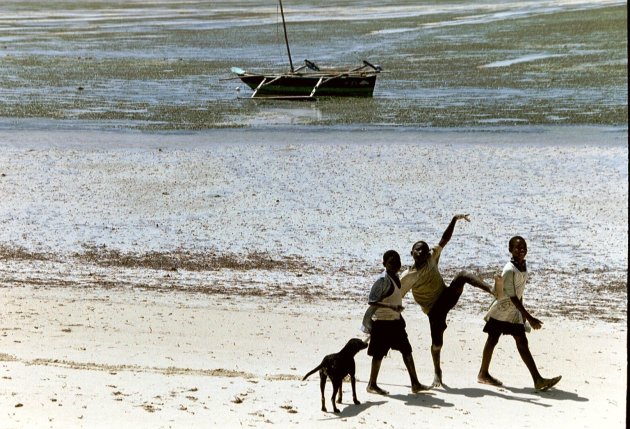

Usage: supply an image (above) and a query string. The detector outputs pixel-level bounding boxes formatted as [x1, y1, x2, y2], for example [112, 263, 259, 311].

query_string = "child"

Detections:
[477, 236, 562, 391]
[362, 250, 429, 394]
[400, 214, 496, 387]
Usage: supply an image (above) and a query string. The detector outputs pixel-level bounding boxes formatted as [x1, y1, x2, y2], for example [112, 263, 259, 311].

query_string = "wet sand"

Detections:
[0, 126, 627, 322]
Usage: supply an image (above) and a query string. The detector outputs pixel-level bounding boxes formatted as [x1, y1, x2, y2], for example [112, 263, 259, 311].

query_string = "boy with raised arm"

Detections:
[400, 214, 497, 387]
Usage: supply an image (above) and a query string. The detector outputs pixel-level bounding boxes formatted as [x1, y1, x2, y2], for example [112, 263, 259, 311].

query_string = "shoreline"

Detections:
[0, 117, 628, 134]
[0, 125, 627, 325]
[0, 257, 626, 324]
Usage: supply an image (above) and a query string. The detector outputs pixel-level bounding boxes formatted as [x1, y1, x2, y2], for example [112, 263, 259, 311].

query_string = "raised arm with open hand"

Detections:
[438, 214, 470, 248]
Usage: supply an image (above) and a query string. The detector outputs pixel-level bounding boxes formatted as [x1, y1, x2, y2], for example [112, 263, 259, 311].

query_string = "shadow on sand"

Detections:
[317, 380, 588, 420]
[499, 385, 588, 402]
[317, 399, 387, 420]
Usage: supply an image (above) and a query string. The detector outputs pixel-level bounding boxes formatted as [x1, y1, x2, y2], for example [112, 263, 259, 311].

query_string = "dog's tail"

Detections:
[302, 364, 323, 381]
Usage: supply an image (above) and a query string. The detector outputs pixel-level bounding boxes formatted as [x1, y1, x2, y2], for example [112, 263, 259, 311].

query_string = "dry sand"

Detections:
[0, 285, 626, 429]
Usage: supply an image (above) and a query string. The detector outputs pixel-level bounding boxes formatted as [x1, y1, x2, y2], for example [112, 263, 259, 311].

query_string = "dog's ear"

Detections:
[350, 338, 368, 349]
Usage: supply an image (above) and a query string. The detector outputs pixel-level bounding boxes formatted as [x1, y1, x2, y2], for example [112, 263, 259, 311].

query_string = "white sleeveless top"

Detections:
[374, 274, 403, 321]
[485, 261, 528, 324]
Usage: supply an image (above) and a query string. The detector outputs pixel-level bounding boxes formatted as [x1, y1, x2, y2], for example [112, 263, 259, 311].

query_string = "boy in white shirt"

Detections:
[477, 236, 561, 391]
[363, 250, 429, 395]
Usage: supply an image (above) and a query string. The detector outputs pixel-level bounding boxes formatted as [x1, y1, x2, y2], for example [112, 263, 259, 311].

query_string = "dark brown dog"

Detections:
[302, 338, 368, 413]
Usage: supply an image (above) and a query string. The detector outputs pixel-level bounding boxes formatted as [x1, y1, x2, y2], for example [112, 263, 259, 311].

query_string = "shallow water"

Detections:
[0, 0, 626, 128]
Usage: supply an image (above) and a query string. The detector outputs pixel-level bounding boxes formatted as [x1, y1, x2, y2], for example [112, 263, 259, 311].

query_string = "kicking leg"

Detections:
[451, 271, 494, 296]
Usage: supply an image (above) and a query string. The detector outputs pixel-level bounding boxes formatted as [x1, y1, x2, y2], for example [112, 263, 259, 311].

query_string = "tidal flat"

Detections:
[0, 0, 627, 129]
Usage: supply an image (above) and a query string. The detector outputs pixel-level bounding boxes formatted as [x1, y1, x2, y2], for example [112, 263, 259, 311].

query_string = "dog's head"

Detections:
[345, 338, 368, 354]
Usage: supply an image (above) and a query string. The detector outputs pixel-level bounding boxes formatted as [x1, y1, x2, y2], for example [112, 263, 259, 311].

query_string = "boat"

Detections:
[231, 0, 382, 100]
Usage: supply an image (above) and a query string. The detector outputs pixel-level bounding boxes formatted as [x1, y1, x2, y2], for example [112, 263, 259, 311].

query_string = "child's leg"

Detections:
[426, 273, 493, 387]
[514, 334, 562, 390]
[450, 271, 494, 295]
[430, 344, 443, 387]
[402, 353, 429, 392]
[514, 333, 542, 381]
[366, 358, 388, 395]
[366, 321, 389, 394]
[427, 312, 447, 387]
[478, 333, 502, 386]
[426, 288, 458, 388]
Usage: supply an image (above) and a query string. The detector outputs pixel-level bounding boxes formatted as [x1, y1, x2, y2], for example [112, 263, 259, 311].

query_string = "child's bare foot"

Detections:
[534, 376, 562, 391]
[411, 383, 430, 393]
[366, 384, 389, 395]
[477, 374, 503, 386]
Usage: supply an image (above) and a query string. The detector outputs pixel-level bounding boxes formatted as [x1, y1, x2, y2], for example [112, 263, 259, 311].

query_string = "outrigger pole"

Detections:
[278, 0, 294, 73]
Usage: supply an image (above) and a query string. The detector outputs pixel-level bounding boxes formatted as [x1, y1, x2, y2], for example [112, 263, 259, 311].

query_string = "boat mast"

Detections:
[278, 0, 294, 73]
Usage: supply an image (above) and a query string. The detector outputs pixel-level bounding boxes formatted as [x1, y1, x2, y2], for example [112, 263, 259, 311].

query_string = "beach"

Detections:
[0, 126, 627, 428]
[0, 0, 627, 427]
[0, 285, 626, 429]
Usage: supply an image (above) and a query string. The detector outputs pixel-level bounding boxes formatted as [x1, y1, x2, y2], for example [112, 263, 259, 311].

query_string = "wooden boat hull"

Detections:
[238, 73, 377, 97]
[231, 2, 381, 99]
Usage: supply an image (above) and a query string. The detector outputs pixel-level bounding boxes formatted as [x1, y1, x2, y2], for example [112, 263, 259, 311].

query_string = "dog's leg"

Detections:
[337, 377, 343, 404]
[350, 373, 360, 405]
[331, 380, 341, 413]
[319, 370, 327, 412]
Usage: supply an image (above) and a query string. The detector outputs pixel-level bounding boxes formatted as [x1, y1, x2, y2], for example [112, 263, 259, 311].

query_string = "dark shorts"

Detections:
[483, 317, 526, 337]
[427, 284, 463, 347]
[367, 317, 412, 359]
